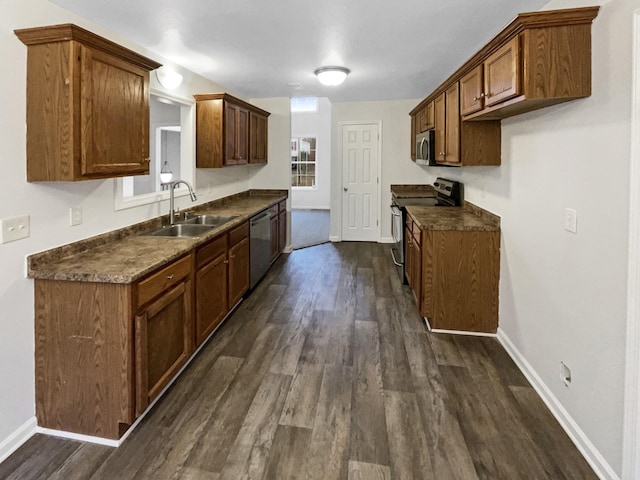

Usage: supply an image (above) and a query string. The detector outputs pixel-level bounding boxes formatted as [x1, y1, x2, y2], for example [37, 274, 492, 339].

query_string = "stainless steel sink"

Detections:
[145, 223, 214, 237]
[181, 214, 238, 227]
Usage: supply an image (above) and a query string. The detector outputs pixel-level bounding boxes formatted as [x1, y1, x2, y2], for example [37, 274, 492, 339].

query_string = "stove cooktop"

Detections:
[394, 197, 439, 207]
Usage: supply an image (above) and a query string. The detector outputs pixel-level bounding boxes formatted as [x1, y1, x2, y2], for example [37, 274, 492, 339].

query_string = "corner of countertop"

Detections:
[465, 201, 501, 227]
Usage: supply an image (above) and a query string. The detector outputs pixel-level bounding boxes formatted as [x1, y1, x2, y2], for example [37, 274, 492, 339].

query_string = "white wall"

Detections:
[291, 98, 332, 209]
[0, 0, 258, 460]
[330, 99, 432, 241]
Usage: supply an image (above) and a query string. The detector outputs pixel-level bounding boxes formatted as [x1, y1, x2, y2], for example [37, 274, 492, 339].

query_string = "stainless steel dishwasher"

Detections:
[249, 210, 271, 289]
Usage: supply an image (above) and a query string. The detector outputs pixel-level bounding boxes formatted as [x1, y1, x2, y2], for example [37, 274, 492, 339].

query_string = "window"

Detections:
[291, 137, 316, 188]
[290, 97, 318, 113]
[115, 91, 195, 210]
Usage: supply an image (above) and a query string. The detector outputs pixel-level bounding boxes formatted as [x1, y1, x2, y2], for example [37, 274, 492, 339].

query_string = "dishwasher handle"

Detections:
[250, 211, 270, 225]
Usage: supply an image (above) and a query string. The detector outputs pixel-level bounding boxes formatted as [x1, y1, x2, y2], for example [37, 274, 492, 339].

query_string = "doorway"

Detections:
[340, 122, 381, 242]
[290, 98, 331, 249]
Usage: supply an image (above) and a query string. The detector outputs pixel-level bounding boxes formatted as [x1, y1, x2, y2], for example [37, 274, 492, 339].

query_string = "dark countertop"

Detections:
[390, 184, 436, 199]
[406, 203, 500, 232]
[27, 190, 287, 283]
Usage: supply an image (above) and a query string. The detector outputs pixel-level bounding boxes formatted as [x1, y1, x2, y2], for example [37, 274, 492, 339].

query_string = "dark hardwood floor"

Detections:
[0, 242, 597, 480]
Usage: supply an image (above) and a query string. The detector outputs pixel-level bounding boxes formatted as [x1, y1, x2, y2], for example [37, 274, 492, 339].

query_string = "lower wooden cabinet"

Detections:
[195, 222, 249, 348]
[228, 223, 250, 307]
[269, 200, 287, 262]
[407, 212, 500, 334]
[135, 279, 192, 416]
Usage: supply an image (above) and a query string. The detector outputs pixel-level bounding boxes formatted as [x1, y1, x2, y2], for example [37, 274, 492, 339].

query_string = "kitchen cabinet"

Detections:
[410, 102, 434, 161]
[195, 235, 228, 346]
[194, 93, 270, 168]
[406, 211, 500, 334]
[434, 82, 500, 166]
[410, 7, 599, 163]
[269, 200, 287, 262]
[15, 24, 161, 182]
[460, 65, 484, 117]
[134, 257, 193, 416]
[194, 222, 249, 347]
[249, 111, 269, 164]
[228, 222, 250, 307]
[34, 253, 192, 439]
[405, 216, 422, 306]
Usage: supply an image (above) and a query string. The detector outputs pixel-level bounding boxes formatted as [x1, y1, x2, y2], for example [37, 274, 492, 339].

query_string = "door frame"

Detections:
[624, 9, 640, 480]
[338, 121, 382, 242]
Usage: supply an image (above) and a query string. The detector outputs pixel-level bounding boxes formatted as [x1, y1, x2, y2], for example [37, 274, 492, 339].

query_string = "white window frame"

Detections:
[291, 135, 318, 190]
[114, 89, 195, 211]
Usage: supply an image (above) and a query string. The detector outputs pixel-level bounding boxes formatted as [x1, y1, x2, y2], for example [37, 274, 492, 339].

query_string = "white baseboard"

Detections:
[291, 207, 330, 211]
[424, 317, 497, 337]
[0, 417, 37, 464]
[329, 235, 340, 242]
[497, 329, 620, 480]
[36, 427, 120, 447]
[283, 245, 293, 253]
[379, 236, 394, 244]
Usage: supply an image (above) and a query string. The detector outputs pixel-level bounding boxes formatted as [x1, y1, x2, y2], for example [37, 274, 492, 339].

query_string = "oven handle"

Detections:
[390, 248, 402, 267]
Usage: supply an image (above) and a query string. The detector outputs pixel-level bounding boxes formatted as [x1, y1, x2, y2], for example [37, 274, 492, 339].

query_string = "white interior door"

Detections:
[341, 123, 379, 241]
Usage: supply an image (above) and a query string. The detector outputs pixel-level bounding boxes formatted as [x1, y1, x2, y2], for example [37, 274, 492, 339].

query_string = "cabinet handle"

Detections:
[144, 157, 151, 163]
[224, 259, 229, 264]
[167, 274, 174, 280]
[230, 255, 236, 259]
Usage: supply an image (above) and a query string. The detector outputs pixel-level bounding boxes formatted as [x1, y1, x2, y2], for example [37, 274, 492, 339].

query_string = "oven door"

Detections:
[390, 205, 406, 283]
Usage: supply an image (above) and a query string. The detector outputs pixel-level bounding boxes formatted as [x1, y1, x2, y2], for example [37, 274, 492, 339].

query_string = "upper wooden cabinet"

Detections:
[410, 6, 599, 163]
[249, 111, 269, 164]
[194, 93, 270, 168]
[14, 24, 161, 182]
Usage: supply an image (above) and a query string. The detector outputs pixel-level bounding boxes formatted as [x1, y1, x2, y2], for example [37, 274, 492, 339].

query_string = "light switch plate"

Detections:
[70, 207, 82, 226]
[1, 215, 30, 244]
[564, 208, 577, 234]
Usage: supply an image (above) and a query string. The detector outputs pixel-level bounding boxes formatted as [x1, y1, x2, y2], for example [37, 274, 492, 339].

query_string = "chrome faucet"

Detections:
[168, 180, 197, 224]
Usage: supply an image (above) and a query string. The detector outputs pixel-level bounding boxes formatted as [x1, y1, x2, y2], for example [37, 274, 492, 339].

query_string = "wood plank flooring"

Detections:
[0, 242, 597, 480]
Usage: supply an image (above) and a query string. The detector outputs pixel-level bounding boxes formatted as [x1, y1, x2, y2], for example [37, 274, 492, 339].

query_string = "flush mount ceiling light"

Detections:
[314, 66, 350, 86]
[156, 66, 183, 90]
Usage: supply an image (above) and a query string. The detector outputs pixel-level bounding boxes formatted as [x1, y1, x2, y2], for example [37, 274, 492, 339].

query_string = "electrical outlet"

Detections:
[70, 207, 82, 226]
[1, 215, 30, 244]
[564, 208, 577, 234]
[561, 361, 572, 387]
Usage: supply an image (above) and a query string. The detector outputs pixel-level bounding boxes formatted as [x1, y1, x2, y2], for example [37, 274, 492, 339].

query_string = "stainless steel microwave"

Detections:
[415, 130, 435, 165]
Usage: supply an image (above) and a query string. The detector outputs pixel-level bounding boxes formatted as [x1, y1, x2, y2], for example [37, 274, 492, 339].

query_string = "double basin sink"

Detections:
[144, 214, 238, 238]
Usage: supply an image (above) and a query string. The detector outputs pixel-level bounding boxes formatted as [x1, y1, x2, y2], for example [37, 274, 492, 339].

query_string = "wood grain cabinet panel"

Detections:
[460, 65, 485, 116]
[408, 214, 500, 334]
[229, 236, 249, 307]
[195, 93, 269, 168]
[195, 246, 228, 346]
[483, 36, 521, 108]
[249, 111, 269, 164]
[15, 24, 160, 182]
[135, 279, 192, 416]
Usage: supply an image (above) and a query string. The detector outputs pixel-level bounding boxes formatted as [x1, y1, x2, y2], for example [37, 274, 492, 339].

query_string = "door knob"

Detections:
[343, 187, 348, 192]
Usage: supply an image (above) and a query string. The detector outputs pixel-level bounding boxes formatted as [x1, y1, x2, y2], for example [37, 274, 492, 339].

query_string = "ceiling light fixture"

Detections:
[156, 66, 183, 90]
[314, 66, 350, 86]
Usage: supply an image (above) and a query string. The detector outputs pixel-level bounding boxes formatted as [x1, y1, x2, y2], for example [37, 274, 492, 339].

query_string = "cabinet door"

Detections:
[224, 103, 239, 165]
[410, 114, 417, 161]
[195, 252, 228, 346]
[229, 237, 249, 307]
[434, 94, 446, 163]
[484, 36, 521, 107]
[135, 280, 192, 416]
[80, 47, 150, 178]
[411, 234, 422, 307]
[278, 210, 286, 254]
[249, 112, 268, 164]
[405, 225, 413, 287]
[421, 102, 434, 131]
[444, 83, 461, 164]
[460, 65, 484, 116]
[237, 107, 249, 163]
[270, 213, 279, 261]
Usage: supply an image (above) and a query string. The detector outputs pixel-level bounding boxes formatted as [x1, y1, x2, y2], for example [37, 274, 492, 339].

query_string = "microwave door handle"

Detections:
[421, 137, 428, 159]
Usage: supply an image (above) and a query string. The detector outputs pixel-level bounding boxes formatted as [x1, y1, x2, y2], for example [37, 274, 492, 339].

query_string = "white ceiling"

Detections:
[51, 0, 548, 102]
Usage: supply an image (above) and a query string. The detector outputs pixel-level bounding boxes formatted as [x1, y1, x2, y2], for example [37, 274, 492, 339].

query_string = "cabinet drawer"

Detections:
[196, 235, 227, 269]
[229, 221, 249, 246]
[137, 255, 191, 308]
[278, 200, 286, 212]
